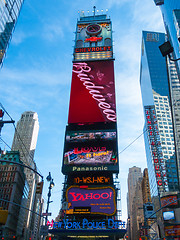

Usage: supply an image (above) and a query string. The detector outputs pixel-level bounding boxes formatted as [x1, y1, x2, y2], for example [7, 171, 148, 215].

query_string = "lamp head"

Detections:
[46, 172, 52, 182]
[159, 41, 174, 57]
[50, 179, 55, 188]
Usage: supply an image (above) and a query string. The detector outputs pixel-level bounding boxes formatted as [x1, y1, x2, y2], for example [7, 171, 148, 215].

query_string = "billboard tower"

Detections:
[50, 9, 126, 239]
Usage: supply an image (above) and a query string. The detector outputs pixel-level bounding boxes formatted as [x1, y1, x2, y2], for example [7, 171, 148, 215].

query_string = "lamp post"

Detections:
[45, 172, 55, 225]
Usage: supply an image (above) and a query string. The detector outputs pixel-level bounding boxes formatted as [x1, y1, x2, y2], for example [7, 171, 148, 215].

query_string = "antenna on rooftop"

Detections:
[93, 6, 96, 17]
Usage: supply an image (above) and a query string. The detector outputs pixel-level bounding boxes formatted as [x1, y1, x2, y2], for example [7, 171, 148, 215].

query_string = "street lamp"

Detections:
[45, 172, 55, 224]
[159, 40, 180, 62]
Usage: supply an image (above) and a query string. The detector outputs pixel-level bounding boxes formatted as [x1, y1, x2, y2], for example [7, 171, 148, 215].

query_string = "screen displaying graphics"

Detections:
[74, 21, 113, 61]
[62, 128, 118, 174]
[161, 195, 179, 208]
[66, 186, 116, 216]
[68, 60, 116, 124]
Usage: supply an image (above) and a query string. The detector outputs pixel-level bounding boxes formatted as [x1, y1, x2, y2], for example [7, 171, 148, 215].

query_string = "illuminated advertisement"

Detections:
[47, 218, 126, 230]
[67, 172, 113, 185]
[68, 61, 116, 124]
[62, 128, 118, 174]
[145, 106, 168, 193]
[164, 225, 180, 237]
[161, 195, 179, 208]
[66, 186, 116, 216]
[74, 22, 113, 61]
[73, 175, 111, 185]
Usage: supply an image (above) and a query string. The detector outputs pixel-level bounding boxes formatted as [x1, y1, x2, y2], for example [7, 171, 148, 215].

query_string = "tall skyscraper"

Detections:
[49, 11, 126, 240]
[153, 0, 180, 192]
[127, 166, 142, 240]
[11, 111, 39, 239]
[140, 30, 179, 238]
[154, 0, 180, 71]
[140, 31, 179, 196]
[0, 0, 24, 65]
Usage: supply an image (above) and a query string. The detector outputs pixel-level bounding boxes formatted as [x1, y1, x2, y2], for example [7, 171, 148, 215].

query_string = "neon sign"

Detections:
[73, 176, 110, 184]
[85, 37, 103, 42]
[47, 218, 126, 230]
[75, 46, 111, 53]
[145, 106, 168, 192]
[66, 186, 116, 216]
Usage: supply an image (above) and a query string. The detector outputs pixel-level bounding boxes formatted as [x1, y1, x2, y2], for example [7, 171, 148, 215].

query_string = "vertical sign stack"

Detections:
[62, 12, 119, 226]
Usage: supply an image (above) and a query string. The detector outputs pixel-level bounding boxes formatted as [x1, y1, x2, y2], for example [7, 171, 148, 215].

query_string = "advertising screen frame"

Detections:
[62, 126, 119, 174]
[68, 60, 116, 124]
[66, 186, 116, 216]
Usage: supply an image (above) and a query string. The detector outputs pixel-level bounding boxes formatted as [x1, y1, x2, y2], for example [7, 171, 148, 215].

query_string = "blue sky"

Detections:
[0, 0, 165, 221]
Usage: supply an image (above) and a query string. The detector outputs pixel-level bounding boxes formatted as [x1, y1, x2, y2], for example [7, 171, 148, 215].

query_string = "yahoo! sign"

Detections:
[66, 186, 116, 216]
[68, 60, 116, 124]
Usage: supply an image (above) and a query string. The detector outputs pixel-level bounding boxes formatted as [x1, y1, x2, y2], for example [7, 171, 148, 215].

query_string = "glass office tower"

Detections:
[154, 0, 180, 189]
[154, 0, 180, 65]
[140, 31, 179, 202]
[0, 0, 24, 65]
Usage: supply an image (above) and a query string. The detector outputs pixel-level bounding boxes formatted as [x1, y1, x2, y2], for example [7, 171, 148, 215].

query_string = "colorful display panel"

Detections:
[68, 60, 116, 124]
[62, 128, 118, 174]
[66, 186, 116, 216]
[161, 195, 179, 208]
[164, 225, 180, 237]
[67, 172, 113, 185]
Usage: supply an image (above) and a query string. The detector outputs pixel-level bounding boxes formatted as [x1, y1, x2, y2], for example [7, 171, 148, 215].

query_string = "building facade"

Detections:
[0, 151, 28, 239]
[154, 0, 180, 192]
[154, 0, 180, 72]
[127, 166, 142, 240]
[0, 0, 24, 65]
[11, 111, 40, 239]
[140, 30, 180, 238]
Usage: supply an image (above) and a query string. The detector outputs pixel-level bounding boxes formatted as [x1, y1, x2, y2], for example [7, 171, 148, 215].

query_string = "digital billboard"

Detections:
[161, 194, 179, 208]
[67, 173, 113, 185]
[68, 60, 116, 124]
[66, 186, 116, 216]
[62, 128, 118, 174]
[164, 225, 180, 237]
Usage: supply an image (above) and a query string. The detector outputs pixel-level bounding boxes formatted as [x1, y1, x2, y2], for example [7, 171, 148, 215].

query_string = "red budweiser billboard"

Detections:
[68, 60, 116, 124]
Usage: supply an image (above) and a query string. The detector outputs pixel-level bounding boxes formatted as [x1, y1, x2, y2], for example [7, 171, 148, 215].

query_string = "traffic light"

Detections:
[45, 236, 52, 240]
[36, 181, 43, 194]
[0, 209, 8, 224]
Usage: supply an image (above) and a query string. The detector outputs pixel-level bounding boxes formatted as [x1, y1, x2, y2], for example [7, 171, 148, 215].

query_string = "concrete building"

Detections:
[127, 166, 142, 240]
[0, 151, 28, 239]
[11, 111, 39, 239]
[131, 177, 144, 240]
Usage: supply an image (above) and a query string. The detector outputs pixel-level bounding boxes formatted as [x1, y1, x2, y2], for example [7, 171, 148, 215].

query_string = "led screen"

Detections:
[163, 211, 175, 221]
[68, 60, 116, 124]
[161, 195, 178, 208]
[62, 129, 118, 174]
[66, 186, 116, 216]
[165, 225, 180, 237]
